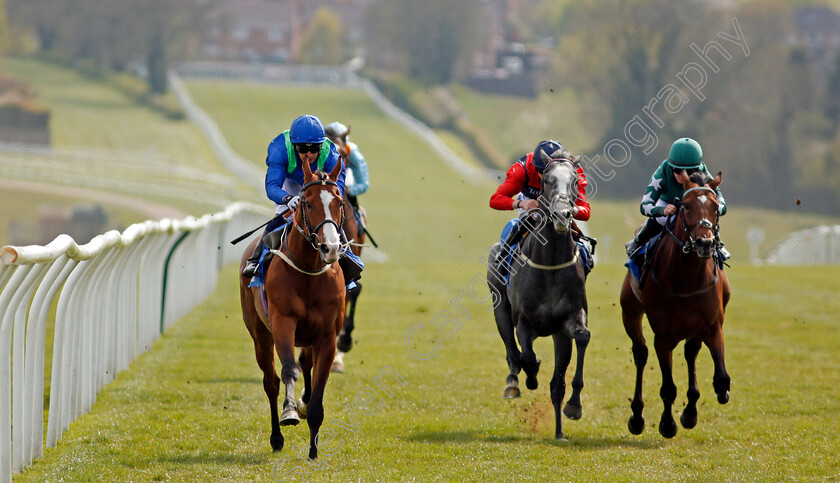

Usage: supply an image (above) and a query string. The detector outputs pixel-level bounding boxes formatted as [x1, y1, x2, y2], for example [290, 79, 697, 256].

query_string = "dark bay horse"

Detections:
[239, 158, 345, 459]
[331, 131, 367, 373]
[619, 171, 731, 438]
[487, 158, 591, 440]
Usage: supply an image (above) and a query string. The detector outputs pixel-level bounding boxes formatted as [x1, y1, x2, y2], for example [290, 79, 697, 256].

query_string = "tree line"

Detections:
[362, 0, 840, 213]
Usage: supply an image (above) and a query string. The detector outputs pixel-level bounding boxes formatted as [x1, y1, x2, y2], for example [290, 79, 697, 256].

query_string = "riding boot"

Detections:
[242, 242, 263, 278]
[243, 215, 286, 278]
[495, 221, 527, 277]
[625, 217, 662, 256]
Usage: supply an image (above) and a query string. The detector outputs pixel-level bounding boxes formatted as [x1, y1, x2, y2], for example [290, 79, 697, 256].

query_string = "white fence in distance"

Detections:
[764, 225, 840, 265]
[0, 202, 270, 482]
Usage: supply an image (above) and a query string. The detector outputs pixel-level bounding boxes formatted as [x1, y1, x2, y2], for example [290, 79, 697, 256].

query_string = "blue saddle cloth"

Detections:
[625, 232, 726, 282]
[248, 222, 363, 290]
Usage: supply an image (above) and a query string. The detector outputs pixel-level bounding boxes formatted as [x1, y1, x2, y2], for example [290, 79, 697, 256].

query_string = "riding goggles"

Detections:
[294, 143, 322, 154]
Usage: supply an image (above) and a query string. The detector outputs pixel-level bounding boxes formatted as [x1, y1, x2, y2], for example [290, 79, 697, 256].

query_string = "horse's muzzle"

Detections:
[320, 242, 341, 264]
[695, 237, 715, 259]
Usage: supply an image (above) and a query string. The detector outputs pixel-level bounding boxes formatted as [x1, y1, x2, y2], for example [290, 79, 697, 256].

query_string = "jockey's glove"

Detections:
[285, 195, 301, 211]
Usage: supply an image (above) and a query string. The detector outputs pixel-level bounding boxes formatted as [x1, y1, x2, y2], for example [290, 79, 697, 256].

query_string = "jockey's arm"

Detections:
[573, 165, 591, 221]
[346, 146, 370, 197]
[640, 162, 668, 217]
[265, 140, 292, 205]
[490, 163, 526, 211]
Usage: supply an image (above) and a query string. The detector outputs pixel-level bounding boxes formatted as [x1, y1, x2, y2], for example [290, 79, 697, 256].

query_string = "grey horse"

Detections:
[487, 158, 591, 441]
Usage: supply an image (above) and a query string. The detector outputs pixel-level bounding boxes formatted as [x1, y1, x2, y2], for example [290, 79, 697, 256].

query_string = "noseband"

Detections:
[667, 186, 720, 256]
[296, 178, 345, 251]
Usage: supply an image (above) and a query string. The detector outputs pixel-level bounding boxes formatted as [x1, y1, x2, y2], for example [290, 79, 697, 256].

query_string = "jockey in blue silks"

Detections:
[243, 114, 362, 281]
[324, 121, 370, 207]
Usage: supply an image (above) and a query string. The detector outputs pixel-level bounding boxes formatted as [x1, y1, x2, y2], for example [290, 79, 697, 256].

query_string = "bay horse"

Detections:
[487, 157, 591, 440]
[239, 158, 345, 458]
[619, 171, 731, 438]
[331, 130, 367, 373]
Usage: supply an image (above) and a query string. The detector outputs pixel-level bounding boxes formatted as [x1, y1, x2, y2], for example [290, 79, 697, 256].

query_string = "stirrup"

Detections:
[243, 260, 260, 278]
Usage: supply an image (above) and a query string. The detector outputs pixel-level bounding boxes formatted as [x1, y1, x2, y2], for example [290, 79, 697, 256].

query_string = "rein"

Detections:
[651, 185, 721, 296]
[519, 171, 579, 271]
[273, 176, 344, 276]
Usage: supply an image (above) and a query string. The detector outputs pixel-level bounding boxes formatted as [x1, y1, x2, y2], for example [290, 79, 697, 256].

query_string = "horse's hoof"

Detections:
[555, 433, 567, 441]
[331, 361, 345, 373]
[563, 403, 582, 420]
[280, 408, 300, 426]
[628, 415, 645, 435]
[659, 418, 678, 438]
[297, 398, 308, 419]
[717, 391, 730, 404]
[270, 433, 284, 452]
[503, 386, 521, 399]
[337, 333, 353, 353]
[680, 410, 697, 429]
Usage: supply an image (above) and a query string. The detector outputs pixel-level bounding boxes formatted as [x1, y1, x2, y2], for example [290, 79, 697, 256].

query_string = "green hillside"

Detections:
[12, 78, 840, 481]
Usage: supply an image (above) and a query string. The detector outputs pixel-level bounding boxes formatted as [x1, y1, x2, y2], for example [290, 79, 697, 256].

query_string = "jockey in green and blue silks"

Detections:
[242, 114, 348, 280]
[266, 114, 346, 216]
[625, 137, 727, 257]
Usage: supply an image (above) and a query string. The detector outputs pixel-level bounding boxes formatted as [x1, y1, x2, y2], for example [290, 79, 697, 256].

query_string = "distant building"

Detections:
[199, 0, 372, 64]
[201, 0, 295, 63]
[791, 6, 840, 78]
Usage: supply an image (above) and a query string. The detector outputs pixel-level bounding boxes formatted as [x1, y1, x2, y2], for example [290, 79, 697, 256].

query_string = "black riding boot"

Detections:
[242, 242, 263, 278]
[625, 217, 662, 256]
[242, 215, 287, 278]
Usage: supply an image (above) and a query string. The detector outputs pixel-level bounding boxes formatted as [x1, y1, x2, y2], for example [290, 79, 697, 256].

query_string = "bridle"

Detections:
[664, 186, 721, 256]
[518, 160, 580, 271]
[651, 185, 721, 296]
[296, 177, 346, 252]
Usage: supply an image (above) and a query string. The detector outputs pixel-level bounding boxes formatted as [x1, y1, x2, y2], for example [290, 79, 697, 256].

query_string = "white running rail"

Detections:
[764, 225, 840, 265]
[0, 201, 270, 482]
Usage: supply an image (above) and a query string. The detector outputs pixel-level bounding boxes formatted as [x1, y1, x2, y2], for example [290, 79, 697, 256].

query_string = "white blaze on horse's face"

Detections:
[318, 190, 341, 263]
[544, 162, 576, 233]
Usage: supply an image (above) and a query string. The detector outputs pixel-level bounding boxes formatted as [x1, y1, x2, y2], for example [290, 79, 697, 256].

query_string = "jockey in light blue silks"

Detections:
[243, 114, 362, 283]
[324, 121, 370, 207]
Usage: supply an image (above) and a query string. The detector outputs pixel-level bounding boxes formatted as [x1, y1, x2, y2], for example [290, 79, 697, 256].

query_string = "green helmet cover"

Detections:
[667, 137, 703, 169]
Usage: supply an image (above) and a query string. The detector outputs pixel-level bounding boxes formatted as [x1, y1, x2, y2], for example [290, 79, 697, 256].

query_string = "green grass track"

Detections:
[14, 80, 840, 481]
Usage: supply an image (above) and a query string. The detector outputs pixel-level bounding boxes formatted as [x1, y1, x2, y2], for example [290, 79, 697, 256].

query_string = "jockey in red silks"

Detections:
[490, 140, 594, 275]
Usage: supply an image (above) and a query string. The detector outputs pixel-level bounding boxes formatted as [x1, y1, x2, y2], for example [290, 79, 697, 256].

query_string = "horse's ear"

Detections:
[328, 154, 342, 181]
[301, 150, 314, 180]
[709, 171, 723, 190]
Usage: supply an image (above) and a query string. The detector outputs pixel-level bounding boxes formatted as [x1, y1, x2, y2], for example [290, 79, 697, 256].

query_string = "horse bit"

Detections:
[672, 186, 721, 255]
[296, 178, 347, 252]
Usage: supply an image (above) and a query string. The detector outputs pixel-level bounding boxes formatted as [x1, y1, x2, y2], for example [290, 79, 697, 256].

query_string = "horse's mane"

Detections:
[688, 171, 711, 186]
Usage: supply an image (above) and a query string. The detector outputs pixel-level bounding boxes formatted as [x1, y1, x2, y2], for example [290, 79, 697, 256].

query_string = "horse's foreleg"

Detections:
[654, 336, 678, 438]
[251, 319, 284, 451]
[298, 348, 314, 419]
[621, 275, 647, 435]
[563, 309, 590, 421]
[706, 324, 730, 404]
[550, 333, 573, 440]
[515, 316, 540, 391]
[490, 287, 522, 398]
[680, 337, 702, 429]
[273, 317, 300, 427]
[337, 283, 361, 353]
[305, 339, 336, 460]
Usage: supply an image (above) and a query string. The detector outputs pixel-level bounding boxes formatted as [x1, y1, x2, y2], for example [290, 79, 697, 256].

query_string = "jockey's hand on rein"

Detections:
[285, 195, 301, 211]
